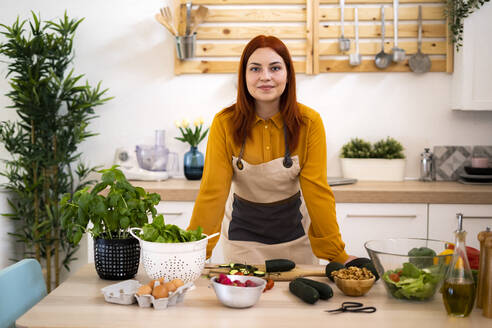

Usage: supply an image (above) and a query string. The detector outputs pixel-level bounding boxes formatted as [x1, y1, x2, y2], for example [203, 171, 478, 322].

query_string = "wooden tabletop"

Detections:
[130, 179, 492, 204]
[17, 263, 490, 328]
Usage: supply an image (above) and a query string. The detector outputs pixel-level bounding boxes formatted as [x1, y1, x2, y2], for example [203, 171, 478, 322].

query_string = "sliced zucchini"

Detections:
[218, 263, 232, 268]
[229, 269, 239, 275]
[253, 271, 265, 277]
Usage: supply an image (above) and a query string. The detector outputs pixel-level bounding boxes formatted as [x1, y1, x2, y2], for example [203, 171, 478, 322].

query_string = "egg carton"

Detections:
[101, 279, 140, 305]
[134, 282, 195, 310]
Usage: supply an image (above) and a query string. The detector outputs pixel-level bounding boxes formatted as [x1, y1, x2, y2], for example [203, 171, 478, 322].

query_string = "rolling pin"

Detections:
[478, 228, 492, 308]
[483, 236, 492, 318]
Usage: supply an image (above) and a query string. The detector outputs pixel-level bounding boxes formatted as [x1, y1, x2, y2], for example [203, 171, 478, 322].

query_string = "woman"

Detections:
[187, 35, 352, 265]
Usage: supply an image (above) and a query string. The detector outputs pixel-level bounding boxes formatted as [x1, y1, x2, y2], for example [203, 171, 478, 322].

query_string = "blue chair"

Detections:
[0, 259, 47, 328]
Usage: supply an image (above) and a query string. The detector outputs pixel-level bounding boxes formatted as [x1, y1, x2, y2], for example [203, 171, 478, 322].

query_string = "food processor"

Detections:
[114, 130, 178, 181]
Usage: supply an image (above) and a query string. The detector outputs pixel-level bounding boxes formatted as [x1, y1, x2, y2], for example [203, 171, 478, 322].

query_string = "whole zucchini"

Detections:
[294, 278, 333, 300]
[265, 259, 295, 272]
[289, 279, 320, 304]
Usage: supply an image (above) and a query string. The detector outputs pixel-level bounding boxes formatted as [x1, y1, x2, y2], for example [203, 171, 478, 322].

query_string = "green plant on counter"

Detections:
[445, 0, 490, 51]
[341, 137, 405, 159]
[340, 138, 372, 158]
[372, 137, 405, 159]
[61, 166, 162, 243]
[0, 11, 112, 292]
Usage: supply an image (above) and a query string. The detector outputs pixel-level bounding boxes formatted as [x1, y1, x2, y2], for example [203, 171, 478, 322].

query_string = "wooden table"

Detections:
[17, 264, 490, 328]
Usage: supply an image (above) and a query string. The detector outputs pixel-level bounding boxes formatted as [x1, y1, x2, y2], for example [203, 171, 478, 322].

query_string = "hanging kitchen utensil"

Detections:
[155, 12, 178, 37]
[160, 6, 178, 36]
[190, 5, 209, 34]
[409, 5, 431, 73]
[349, 7, 361, 66]
[185, 1, 192, 36]
[374, 6, 392, 69]
[338, 0, 350, 52]
[391, 0, 405, 62]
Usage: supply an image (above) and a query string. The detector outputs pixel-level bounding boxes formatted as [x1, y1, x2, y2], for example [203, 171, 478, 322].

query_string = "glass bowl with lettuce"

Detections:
[364, 238, 453, 301]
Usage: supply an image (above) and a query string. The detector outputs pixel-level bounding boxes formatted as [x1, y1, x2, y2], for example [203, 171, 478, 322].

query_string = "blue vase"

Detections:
[184, 146, 204, 180]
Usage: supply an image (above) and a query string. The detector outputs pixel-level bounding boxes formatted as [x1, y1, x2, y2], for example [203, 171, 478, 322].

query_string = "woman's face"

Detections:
[245, 47, 288, 104]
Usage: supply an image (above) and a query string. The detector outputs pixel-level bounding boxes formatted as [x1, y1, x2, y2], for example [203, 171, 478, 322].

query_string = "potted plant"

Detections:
[0, 12, 111, 291]
[340, 137, 406, 181]
[174, 118, 209, 180]
[444, 0, 491, 51]
[61, 166, 161, 280]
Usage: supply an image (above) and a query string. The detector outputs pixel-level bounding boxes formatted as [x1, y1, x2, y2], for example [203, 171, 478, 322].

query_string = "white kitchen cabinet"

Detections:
[153, 201, 195, 230]
[428, 204, 492, 249]
[334, 203, 428, 258]
[451, 2, 492, 110]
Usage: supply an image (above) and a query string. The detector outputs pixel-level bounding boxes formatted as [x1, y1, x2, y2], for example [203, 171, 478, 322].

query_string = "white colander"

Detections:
[129, 228, 218, 283]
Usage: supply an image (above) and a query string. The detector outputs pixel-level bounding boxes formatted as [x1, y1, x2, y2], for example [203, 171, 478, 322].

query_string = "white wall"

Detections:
[2, 0, 492, 178]
[1, 1, 492, 271]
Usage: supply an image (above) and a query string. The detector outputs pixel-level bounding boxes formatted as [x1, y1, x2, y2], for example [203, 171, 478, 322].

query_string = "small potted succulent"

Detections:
[340, 137, 406, 181]
[61, 166, 161, 280]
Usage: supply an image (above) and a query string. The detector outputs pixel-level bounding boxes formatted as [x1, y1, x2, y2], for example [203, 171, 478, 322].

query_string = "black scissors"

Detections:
[325, 302, 376, 314]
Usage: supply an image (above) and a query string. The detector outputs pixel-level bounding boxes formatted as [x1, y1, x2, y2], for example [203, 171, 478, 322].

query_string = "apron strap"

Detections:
[236, 121, 293, 170]
[283, 124, 293, 168]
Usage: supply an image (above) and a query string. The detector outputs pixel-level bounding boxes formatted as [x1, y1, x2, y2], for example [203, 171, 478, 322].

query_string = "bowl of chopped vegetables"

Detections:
[129, 215, 218, 284]
[211, 274, 267, 308]
[364, 238, 453, 301]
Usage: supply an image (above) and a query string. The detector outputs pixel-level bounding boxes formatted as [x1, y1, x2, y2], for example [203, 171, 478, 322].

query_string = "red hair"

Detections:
[226, 35, 302, 151]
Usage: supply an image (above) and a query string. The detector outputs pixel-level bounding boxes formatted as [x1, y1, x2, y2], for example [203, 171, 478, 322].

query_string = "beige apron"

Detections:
[220, 126, 317, 265]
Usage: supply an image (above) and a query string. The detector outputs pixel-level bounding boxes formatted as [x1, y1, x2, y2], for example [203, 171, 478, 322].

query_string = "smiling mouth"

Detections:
[258, 86, 274, 91]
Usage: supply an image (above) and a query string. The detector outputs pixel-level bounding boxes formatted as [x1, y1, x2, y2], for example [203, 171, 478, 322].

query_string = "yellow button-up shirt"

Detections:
[187, 103, 348, 263]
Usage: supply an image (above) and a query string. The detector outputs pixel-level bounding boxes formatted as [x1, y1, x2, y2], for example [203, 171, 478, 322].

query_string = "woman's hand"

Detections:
[343, 255, 358, 265]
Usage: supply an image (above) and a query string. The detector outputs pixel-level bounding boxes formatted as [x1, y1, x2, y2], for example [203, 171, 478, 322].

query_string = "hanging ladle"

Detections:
[349, 7, 361, 66]
[391, 0, 405, 62]
[375, 6, 392, 69]
[409, 5, 431, 73]
[338, 0, 350, 52]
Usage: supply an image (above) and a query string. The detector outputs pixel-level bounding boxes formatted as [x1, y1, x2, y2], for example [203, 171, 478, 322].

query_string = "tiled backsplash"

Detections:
[434, 146, 492, 180]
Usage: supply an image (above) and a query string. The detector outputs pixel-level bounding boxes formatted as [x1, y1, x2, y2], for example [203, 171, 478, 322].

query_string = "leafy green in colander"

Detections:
[139, 215, 204, 243]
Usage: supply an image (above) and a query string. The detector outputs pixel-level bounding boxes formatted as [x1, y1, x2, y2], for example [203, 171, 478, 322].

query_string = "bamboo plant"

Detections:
[0, 12, 112, 292]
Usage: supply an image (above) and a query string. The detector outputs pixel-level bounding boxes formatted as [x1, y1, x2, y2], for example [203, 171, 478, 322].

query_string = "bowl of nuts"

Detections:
[332, 266, 375, 297]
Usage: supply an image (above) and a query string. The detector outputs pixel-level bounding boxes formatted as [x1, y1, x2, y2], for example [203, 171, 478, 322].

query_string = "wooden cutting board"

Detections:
[203, 264, 326, 281]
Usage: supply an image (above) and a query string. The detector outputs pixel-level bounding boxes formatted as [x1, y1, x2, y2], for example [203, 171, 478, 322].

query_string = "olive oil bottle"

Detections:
[442, 213, 476, 317]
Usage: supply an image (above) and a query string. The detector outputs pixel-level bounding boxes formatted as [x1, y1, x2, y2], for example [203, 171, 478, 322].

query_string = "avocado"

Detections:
[344, 257, 372, 268]
[325, 262, 345, 282]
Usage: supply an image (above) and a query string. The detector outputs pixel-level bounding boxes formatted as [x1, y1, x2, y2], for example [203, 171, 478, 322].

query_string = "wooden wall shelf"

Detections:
[171, 0, 452, 74]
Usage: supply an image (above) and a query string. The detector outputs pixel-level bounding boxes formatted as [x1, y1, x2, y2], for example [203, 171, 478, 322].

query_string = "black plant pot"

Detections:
[94, 236, 140, 280]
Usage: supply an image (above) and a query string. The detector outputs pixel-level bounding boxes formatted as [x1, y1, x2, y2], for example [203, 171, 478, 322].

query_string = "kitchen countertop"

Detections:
[130, 179, 492, 204]
[17, 263, 490, 328]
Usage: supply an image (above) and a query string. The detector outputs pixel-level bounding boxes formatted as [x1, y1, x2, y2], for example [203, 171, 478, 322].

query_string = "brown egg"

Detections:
[164, 282, 177, 292]
[136, 285, 152, 296]
[152, 285, 169, 299]
[148, 279, 157, 289]
[171, 278, 184, 288]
